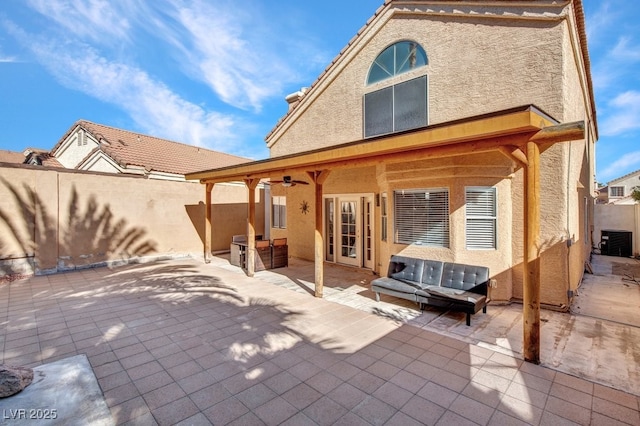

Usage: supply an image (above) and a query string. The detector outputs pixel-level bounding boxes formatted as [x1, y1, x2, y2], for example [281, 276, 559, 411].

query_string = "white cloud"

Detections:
[26, 0, 134, 44]
[155, 0, 311, 112]
[9, 24, 242, 152]
[600, 151, 640, 181]
[601, 91, 640, 136]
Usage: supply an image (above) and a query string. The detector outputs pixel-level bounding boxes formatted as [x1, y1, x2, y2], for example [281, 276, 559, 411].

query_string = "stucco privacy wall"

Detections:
[0, 165, 263, 276]
[594, 204, 640, 257]
[268, 3, 567, 156]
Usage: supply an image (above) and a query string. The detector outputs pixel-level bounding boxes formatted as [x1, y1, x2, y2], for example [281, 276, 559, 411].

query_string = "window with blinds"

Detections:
[394, 188, 449, 247]
[364, 75, 428, 138]
[272, 196, 287, 229]
[465, 187, 497, 249]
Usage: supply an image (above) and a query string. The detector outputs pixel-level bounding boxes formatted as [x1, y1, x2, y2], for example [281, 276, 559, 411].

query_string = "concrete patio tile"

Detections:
[303, 395, 349, 426]
[103, 381, 141, 407]
[235, 382, 278, 409]
[430, 368, 472, 393]
[142, 381, 186, 410]
[554, 371, 594, 395]
[327, 381, 369, 410]
[400, 394, 447, 425]
[498, 394, 544, 425]
[174, 412, 212, 426]
[373, 381, 414, 409]
[488, 410, 531, 426]
[385, 410, 426, 426]
[550, 382, 593, 409]
[450, 394, 495, 425]
[151, 396, 199, 426]
[589, 412, 629, 426]
[109, 395, 152, 425]
[188, 383, 233, 411]
[437, 410, 480, 426]
[461, 381, 503, 409]
[368, 359, 401, 380]
[403, 358, 438, 381]
[287, 359, 323, 381]
[512, 369, 553, 394]
[389, 368, 430, 393]
[204, 396, 249, 425]
[592, 396, 640, 425]
[252, 396, 298, 426]
[418, 381, 459, 408]
[352, 395, 397, 425]
[594, 383, 639, 410]
[472, 369, 513, 394]
[305, 370, 343, 394]
[100, 369, 132, 392]
[504, 380, 548, 409]
[544, 395, 591, 425]
[281, 382, 323, 410]
[167, 359, 204, 381]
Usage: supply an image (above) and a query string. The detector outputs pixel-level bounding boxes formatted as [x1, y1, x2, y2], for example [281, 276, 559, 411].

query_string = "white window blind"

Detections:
[465, 187, 496, 249]
[394, 188, 449, 247]
[272, 196, 286, 229]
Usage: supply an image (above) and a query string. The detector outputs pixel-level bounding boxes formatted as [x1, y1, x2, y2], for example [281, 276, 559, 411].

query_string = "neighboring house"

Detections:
[188, 0, 596, 326]
[0, 149, 27, 165]
[598, 170, 640, 205]
[50, 120, 250, 180]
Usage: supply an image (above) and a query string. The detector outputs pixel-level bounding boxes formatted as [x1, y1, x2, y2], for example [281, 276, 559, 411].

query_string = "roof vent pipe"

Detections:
[285, 87, 308, 111]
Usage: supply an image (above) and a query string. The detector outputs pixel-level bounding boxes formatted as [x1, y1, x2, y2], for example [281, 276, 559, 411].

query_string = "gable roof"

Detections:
[24, 148, 64, 168]
[0, 149, 26, 164]
[52, 120, 250, 176]
[608, 169, 640, 185]
[266, 0, 596, 141]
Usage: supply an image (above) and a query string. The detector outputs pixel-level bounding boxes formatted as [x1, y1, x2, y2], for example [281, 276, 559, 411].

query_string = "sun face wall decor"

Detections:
[300, 200, 310, 215]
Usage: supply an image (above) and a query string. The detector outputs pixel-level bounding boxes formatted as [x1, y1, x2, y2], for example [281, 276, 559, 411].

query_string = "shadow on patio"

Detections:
[0, 257, 638, 424]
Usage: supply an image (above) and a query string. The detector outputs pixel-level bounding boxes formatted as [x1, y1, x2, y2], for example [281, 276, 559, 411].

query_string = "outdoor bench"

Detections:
[371, 255, 492, 325]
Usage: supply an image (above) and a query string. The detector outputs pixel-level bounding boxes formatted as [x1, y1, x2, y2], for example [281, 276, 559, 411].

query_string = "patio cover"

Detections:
[186, 105, 585, 363]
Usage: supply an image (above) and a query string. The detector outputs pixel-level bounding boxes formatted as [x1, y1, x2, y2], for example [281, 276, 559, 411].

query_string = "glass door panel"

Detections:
[338, 198, 360, 266]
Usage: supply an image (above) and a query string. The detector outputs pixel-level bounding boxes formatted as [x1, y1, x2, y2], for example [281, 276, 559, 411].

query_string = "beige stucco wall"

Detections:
[269, 5, 566, 157]
[0, 165, 263, 276]
[54, 128, 99, 168]
[265, 2, 596, 309]
[594, 204, 639, 257]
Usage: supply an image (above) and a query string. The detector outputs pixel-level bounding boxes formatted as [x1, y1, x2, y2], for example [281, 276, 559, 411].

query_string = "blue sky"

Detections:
[0, 1, 638, 183]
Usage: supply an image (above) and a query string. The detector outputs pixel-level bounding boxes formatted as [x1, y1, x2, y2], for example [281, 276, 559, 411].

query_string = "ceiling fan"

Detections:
[270, 176, 309, 187]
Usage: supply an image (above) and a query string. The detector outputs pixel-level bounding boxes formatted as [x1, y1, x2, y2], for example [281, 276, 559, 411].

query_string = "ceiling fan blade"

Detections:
[292, 180, 309, 185]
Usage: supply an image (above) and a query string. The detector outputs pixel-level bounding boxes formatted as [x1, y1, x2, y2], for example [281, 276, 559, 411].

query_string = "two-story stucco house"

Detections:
[188, 0, 597, 350]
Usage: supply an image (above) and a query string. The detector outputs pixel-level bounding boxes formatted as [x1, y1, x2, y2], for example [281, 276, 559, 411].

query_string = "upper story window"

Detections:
[367, 41, 427, 85]
[364, 41, 428, 138]
[610, 186, 624, 197]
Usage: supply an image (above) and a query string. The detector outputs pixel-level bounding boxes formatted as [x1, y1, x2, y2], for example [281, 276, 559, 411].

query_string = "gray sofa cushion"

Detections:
[416, 286, 487, 307]
[371, 277, 419, 294]
[388, 255, 424, 285]
[418, 260, 444, 288]
[441, 262, 489, 291]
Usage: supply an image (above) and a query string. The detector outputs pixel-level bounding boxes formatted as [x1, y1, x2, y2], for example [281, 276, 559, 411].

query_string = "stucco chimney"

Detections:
[285, 87, 308, 111]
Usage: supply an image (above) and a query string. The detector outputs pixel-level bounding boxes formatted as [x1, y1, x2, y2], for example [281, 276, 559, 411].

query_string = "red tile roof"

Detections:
[56, 120, 251, 175]
[0, 149, 25, 164]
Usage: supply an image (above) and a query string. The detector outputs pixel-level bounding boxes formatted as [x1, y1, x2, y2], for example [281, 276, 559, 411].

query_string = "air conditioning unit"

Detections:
[600, 230, 632, 257]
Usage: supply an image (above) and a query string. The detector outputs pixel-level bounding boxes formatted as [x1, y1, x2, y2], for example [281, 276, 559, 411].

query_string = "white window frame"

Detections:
[465, 186, 497, 250]
[394, 188, 449, 247]
[272, 196, 286, 229]
[610, 186, 624, 197]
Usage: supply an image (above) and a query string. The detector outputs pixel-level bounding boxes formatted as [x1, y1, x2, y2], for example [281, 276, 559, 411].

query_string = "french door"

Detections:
[325, 195, 374, 269]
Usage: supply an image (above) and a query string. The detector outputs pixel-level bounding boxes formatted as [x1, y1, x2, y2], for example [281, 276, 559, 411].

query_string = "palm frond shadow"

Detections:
[0, 177, 158, 275]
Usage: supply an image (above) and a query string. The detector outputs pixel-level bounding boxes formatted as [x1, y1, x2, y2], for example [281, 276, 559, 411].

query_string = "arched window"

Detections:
[367, 41, 427, 85]
[364, 41, 429, 138]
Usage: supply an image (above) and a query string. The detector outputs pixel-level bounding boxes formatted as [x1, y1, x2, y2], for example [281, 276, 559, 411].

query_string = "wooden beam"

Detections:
[244, 179, 260, 277]
[529, 121, 584, 144]
[199, 133, 535, 185]
[523, 141, 541, 364]
[204, 183, 214, 263]
[308, 170, 331, 297]
[498, 146, 528, 167]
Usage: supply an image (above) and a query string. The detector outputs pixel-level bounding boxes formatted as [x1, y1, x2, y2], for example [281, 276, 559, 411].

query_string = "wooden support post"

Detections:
[308, 170, 330, 298]
[204, 183, 214, 263]
[523, 141, 541, 364]
[245, 179, 259, 277]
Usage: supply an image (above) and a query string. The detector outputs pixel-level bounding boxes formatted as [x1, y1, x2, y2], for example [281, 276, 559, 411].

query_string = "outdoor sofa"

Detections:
[371, 255, 491, 325]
